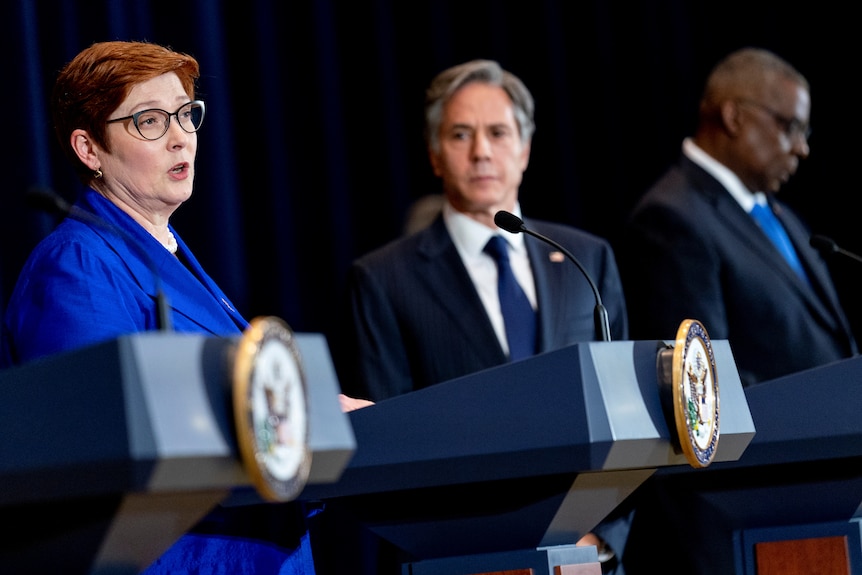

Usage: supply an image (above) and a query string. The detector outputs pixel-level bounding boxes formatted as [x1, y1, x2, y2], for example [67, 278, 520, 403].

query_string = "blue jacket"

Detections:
[2, 188, 248, 366]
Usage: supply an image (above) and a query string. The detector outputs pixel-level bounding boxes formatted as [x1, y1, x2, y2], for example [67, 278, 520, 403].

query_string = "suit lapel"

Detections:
[416, 219, 507, 363]
[772, 203, 853, 334]
[684, 160, 848, 333]
[81, 190, 247, 335]
[521, 223, 568, 352]
[161, 238, 249, 333]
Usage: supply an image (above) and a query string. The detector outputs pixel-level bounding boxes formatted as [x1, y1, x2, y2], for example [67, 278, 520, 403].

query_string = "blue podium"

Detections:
[622, 355, 862, 575]
[0, 332, 354, 574]
[298, 339, 755, 574]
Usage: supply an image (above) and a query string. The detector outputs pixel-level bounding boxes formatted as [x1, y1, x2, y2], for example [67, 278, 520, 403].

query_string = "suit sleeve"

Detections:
[337, 261, 416, 402]
[620, 201, 728, 342]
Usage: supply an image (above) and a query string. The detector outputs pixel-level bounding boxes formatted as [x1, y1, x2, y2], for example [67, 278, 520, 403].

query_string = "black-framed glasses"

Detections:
[737, 99, 811, 140]
[106, 100, 206, 141]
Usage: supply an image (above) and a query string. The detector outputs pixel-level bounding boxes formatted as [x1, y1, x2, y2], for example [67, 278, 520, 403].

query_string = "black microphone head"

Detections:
[494, 210, 526, 234]
[810, 234, 838, 254]
[26, 187, 72, 216]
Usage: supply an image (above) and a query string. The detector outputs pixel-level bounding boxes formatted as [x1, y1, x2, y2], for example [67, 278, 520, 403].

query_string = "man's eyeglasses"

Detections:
[737, 99, 811, 141]
[106, 100, 206, 141]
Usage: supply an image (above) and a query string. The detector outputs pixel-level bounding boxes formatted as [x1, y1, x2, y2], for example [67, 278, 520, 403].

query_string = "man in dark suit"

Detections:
[331, 59, 629, 575]
[618, 47, 857, 389]
[339, 59, 627, 400]
[617, 48, 860, 575]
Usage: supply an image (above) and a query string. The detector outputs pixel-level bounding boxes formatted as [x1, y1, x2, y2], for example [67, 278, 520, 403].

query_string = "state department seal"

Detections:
[233, 316, 311, 501]
[671, 319, 720, 468]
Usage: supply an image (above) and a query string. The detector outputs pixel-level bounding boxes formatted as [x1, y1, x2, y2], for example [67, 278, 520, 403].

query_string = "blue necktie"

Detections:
[484, 235, 537, 361]
[750, 203, 809, 283]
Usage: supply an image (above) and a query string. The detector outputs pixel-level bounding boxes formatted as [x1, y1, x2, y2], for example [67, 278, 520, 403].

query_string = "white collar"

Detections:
[442, 200, 527, 257]
[683, 138, 764, 212]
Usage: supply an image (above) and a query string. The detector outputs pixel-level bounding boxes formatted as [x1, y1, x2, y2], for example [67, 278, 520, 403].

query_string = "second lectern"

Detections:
[300, 338, 755, 574]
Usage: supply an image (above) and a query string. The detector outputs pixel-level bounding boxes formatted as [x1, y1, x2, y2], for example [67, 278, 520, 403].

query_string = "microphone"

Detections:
[25, 187, 174, 332]
[494, 210, 611, 342]
[810, 234, 862, 265]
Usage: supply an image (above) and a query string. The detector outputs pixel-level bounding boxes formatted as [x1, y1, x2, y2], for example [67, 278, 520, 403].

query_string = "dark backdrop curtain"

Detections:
[4, 0, 860, 352]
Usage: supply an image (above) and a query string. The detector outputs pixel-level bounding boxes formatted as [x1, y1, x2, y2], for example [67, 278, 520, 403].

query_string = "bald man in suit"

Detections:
[618, 47, 857, 388]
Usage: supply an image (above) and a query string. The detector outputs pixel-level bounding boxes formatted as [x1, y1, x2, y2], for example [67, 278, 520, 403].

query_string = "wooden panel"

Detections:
[554, 563, 602, 575]
[755, 535, 850, 575]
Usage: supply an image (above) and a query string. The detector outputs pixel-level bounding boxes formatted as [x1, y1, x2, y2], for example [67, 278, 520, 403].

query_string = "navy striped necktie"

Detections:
[750, 203, 809, 283]
[484, 235, 537, 361]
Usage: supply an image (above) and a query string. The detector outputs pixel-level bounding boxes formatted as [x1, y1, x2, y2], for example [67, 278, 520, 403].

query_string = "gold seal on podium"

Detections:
[233, 316, 311, 501]
[671, 319, 720, 468]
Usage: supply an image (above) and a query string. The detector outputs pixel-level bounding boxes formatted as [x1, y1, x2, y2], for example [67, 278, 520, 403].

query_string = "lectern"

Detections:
[622, 355, 862, 575]
[299, 339, 755, 574]
[0, 332, 354, 574]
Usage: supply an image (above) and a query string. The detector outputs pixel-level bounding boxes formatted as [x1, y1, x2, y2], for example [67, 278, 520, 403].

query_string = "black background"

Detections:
[4, 0, 859, 348]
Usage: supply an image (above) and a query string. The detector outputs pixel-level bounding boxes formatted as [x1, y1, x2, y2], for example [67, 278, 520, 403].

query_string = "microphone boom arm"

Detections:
[810, 234, 862, 265]
[494, 210, 611, 342]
